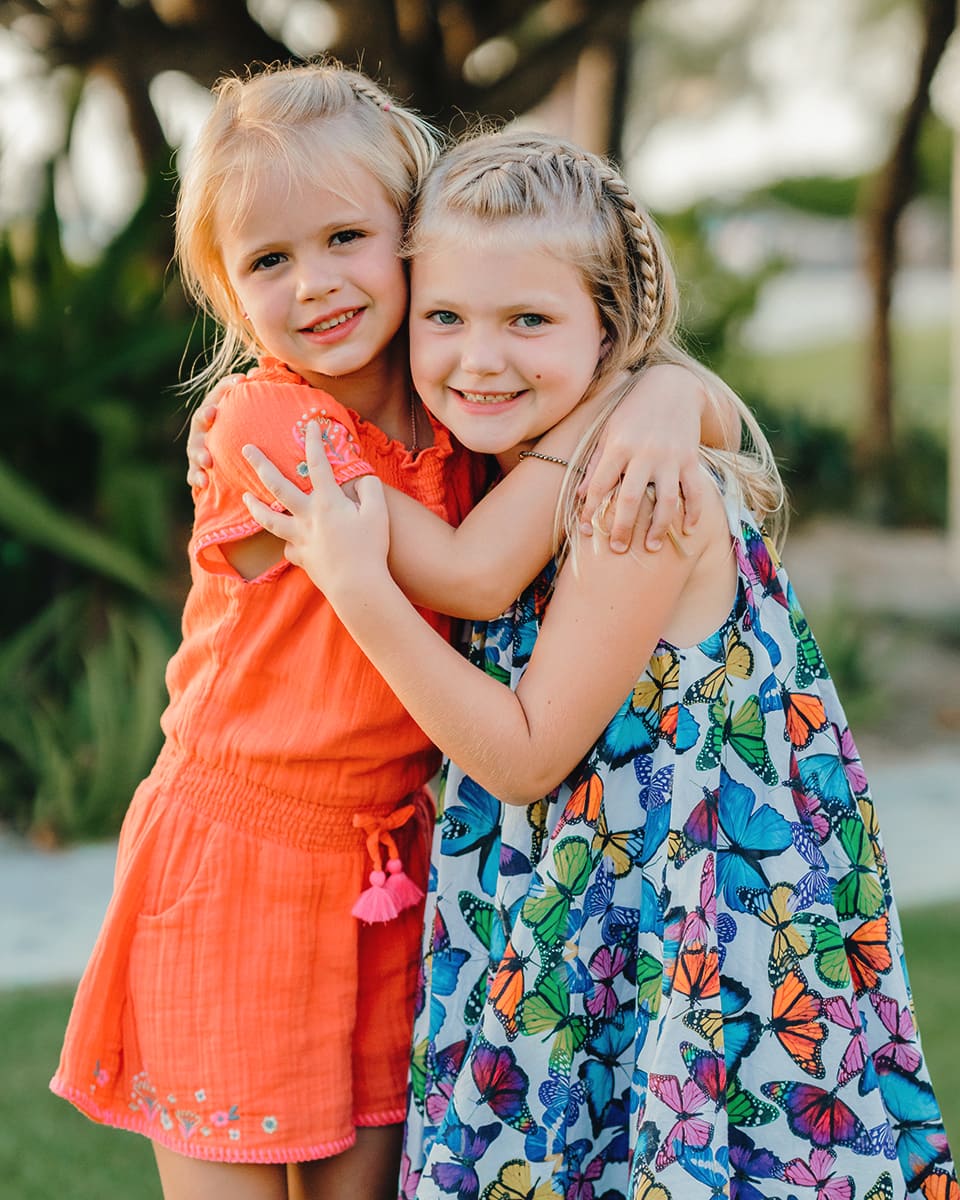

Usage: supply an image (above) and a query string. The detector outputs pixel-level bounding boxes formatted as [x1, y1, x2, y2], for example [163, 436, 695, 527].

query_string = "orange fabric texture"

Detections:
[50, 360, 485, 1162]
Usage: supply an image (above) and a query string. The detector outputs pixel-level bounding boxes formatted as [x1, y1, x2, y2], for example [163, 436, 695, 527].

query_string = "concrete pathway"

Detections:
[2, 519, 957, 991]
[2, 747, 960, 990]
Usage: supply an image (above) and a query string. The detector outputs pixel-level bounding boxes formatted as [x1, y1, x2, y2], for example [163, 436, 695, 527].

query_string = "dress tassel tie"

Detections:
[351, 804, 424, 924]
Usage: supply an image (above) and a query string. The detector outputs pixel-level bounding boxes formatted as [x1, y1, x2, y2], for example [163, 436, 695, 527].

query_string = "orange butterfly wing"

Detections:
[783, 690, 828, 750]
[489, 942, 527, 1038]
[846, 915, 893, 993]
[672, 944, 720, 1004]
[769, 968, 827, 1077]
[921, 1171, 960, 1200]
[553, 773, 603, 838]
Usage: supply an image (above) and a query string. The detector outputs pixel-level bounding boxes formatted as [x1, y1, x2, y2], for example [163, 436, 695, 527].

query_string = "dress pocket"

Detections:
[135, 810, 229, 926]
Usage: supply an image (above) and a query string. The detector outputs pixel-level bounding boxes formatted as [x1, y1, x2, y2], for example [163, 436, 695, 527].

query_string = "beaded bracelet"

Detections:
[518, 450, 569, 467]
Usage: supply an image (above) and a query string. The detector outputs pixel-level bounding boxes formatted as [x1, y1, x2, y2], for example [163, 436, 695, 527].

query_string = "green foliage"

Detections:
[0, 594, 172, 841]
[659, 204, 781, 362]
[761, 175, 864, 218]
[917, 113, 952, 198]
[729, 322, 949, 528]
[0, 161, 193, 841]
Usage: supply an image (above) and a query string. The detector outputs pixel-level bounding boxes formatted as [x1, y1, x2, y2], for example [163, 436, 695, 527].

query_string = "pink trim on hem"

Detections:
[50, 1078, 361, 1165]
[354, 1107, 406, 1128]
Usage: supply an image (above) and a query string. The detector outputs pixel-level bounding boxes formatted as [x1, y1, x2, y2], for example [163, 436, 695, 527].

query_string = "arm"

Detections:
[241, 365, 718, 618]
[242, 381, 609, 618]
[255, 424, 704, 805]
[195, 380, 372, 582]
[200, 364, 723, 611]
[185, 374, 247, 489]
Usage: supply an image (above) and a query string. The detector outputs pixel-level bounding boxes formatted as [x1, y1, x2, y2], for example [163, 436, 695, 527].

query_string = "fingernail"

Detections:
[611, 539, 627, 553]
[580, 521, 593, 537]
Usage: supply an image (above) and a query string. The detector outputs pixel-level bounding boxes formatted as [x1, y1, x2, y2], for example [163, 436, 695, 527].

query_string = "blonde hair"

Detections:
[405, 130, 786, 557]
[175, 59, 442, 394]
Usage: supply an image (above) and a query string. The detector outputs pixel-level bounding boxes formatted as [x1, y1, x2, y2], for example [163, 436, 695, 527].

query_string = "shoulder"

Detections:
[209, 370, 354, 463]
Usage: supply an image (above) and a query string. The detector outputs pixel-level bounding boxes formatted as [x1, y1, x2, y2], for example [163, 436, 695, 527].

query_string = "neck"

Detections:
[305, 336, 415, 444]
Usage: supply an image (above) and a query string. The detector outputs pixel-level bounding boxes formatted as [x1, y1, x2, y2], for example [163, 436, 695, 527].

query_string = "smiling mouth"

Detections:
[304, 308, 361, 332]
[457, 390, 523, 404]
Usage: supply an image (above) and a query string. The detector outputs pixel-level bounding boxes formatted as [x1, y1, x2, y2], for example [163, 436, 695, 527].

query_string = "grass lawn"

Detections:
[736, 324, 949, 440]
[2, 902, 958, 1196]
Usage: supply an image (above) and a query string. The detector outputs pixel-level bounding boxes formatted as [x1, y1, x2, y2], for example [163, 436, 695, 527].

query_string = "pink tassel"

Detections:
[384, 857, 424, 912]
[351, 869, 400, 924]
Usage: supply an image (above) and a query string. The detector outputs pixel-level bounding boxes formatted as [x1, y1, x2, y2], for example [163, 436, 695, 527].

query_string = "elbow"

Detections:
[466, 588, 516, 622]
[495, 764, 567, 809]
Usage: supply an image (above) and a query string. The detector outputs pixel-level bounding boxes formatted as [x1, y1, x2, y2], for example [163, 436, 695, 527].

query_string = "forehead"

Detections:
[217, 153, 398, 240]
[410, 221, 593, 303]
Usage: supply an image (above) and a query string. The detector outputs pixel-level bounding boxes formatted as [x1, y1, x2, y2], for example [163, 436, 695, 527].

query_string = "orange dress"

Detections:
[50, 360, 485, 1163]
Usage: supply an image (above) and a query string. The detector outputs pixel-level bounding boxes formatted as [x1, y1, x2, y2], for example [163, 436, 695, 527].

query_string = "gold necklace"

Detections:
[409, 392, 420, 453]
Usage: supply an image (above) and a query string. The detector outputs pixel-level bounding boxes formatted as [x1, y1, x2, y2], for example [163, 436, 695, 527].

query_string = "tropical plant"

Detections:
[0, 161, 193, 841]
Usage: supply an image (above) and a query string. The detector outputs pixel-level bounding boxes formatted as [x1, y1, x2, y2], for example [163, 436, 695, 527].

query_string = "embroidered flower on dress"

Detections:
[262, 1116, 278, 1134]
[293, 409, 363, 470]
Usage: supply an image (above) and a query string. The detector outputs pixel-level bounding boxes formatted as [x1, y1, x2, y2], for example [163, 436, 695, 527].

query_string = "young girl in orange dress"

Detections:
[50, 62, 726, 1200]
[242, 130, 956, 1200]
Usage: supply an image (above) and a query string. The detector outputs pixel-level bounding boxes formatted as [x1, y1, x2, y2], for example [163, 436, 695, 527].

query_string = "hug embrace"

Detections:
[51, 57, 955, 1200]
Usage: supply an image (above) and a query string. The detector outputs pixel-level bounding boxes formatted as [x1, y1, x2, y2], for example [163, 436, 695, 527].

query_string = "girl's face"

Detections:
[219, 160, 408, 395]
[409, 231, 605, 468]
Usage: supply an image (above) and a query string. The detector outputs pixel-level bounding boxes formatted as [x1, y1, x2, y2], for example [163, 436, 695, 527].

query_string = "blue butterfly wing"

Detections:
[443, 776, 502, 894]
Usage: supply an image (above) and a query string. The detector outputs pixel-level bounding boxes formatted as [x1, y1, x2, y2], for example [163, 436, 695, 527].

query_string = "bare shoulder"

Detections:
[661, 471, 737, 647]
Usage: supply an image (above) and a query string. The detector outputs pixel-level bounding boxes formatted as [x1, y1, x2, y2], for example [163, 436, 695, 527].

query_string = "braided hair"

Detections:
[176, 58, 442, 395]
[405, 130, 785, 558]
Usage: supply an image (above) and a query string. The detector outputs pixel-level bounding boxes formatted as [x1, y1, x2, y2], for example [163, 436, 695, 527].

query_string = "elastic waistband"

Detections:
[150, 744, 433, 852]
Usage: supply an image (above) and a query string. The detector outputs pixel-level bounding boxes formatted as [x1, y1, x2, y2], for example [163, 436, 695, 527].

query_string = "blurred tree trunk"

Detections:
[0, 0, 644, 157]
[860, 0, 955, 478]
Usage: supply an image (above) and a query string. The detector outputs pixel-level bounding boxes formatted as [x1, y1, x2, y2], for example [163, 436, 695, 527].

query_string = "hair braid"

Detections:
[593, 165, 662, 351]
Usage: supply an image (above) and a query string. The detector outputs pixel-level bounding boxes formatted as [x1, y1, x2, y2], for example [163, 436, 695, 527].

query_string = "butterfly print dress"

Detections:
[400, 491, 956, 1200]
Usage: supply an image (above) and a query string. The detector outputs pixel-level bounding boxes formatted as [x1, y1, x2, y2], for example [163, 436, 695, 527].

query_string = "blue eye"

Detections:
[428, 310, 461, 326]
[331, 229, 364, 246]
[515, 313, 546, 328]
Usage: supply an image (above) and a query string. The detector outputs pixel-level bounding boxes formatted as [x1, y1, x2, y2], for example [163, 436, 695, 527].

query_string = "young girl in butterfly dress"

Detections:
[50, 64, 720, 1200]
[242, 129, 957, 1200]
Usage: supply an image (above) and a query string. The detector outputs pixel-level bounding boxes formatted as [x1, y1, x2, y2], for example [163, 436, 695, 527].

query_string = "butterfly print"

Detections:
[403, 511, 955, 1200]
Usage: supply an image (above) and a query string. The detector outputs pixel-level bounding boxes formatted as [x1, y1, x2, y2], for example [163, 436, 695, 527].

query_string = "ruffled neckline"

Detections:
[252, 358, 457, 471]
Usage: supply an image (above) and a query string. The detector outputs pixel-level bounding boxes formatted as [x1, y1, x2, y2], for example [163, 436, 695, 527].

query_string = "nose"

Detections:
[459, 327, 505, 377]
[295, 253, 341, 302]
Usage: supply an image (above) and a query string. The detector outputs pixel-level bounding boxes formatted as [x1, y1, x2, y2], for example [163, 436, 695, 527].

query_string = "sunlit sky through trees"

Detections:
[0, 0, 957, 262]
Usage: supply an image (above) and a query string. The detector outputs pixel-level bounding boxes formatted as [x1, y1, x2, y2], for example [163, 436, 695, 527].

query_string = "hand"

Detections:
[185, 374, 246, 488]
[578, 364, 708, 553]
[241, 420, 390, 603]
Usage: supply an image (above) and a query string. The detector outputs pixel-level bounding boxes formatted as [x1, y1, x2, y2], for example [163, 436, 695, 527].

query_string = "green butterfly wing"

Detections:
[833, 816, 885, 921]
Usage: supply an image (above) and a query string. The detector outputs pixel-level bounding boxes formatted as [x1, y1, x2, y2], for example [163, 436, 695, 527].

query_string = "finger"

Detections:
[207, 374, 245, 403]
[304, 421, 340, 490]
[641, 471, 681, 553]
[195, 403, 218, 430]
[241, 492, 296, 540]
[606, 469, 657, 553]
[580, 453, 634, 537]
[678, 461, 703, 532]
[187, 466, 209, 490]
[354, 472, 386, 511]
[576, 445, 601, 500]
[241, 444, 307, 513]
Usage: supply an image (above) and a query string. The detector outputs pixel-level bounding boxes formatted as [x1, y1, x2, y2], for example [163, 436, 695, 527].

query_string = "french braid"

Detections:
[406, 129, 786, 557]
